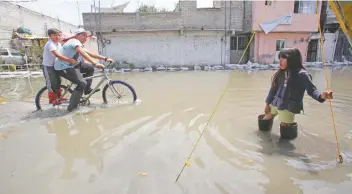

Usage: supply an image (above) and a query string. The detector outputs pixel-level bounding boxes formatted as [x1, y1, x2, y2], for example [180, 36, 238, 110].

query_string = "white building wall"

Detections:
[103, 30, 230, 67]
[83, 0, 243, 67]
[316, 32, 338, 63]
[0, 2, 78, 48]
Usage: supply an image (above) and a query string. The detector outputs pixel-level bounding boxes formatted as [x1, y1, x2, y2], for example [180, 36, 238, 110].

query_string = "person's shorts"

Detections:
[270, 105, 295, 123]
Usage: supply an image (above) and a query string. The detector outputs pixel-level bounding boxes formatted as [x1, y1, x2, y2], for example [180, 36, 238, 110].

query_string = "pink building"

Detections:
[237, 0, 322, 64]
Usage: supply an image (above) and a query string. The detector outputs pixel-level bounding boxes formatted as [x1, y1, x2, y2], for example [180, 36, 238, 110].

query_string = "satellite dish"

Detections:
[92, 0, 130, 13]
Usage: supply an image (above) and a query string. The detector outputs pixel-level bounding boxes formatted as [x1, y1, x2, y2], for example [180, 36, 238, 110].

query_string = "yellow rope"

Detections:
[316, 0, 343, 163]
[327, 0, 352, 48]
[175, 2, 270, 183]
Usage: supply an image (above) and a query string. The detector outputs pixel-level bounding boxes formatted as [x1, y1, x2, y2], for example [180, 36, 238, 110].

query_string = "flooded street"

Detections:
[1, 67, 352, 194]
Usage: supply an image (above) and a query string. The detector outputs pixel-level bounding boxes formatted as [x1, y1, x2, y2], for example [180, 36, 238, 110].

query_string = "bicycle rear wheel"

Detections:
[102, 80, 137, 105]
[35, 85, 73, 110]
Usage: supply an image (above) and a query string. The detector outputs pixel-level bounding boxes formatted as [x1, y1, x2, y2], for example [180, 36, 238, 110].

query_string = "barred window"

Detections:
[231, 36, 247, 50]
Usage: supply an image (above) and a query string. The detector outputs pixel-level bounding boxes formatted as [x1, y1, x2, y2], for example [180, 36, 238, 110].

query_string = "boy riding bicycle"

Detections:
[42, 28, 77, 105]
[54, 28, 114, 112]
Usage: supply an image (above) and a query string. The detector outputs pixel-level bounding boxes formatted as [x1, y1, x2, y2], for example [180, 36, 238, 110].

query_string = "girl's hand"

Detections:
[321, 90, 333, 99]
[264, 104, 271, 114]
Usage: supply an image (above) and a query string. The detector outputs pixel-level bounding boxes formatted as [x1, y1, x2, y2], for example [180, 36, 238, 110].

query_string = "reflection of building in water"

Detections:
[309, 68, 331, 91]
[48, 115, 104, 180]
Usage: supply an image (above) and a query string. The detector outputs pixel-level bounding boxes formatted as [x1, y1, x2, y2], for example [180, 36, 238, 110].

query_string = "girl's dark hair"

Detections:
[271, 48, 306, 87]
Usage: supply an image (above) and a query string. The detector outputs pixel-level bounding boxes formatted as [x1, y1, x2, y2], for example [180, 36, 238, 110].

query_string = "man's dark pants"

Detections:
[57, 62, 94, 111]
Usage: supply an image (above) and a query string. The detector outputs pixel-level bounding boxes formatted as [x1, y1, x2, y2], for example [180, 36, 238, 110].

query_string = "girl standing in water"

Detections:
[261, 48, 333, 139]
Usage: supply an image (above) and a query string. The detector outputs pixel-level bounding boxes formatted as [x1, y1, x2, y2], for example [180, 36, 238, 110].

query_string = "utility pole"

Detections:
[76, 1, 81, 27]
[93, 0, 99, 54]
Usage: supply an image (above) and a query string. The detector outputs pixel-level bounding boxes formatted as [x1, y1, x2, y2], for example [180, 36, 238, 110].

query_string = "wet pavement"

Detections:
[0, 68, 352, 194]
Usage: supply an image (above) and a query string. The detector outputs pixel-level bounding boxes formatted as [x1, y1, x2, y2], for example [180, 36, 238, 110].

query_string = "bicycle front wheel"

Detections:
[102, 80, 137, 105]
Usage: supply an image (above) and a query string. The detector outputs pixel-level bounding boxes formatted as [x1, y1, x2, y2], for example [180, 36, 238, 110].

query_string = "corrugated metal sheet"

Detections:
[12, 32, 47, 40]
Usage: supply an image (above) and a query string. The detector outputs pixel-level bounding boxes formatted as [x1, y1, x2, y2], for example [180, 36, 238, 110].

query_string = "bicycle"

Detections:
[34, 61, 138, 111]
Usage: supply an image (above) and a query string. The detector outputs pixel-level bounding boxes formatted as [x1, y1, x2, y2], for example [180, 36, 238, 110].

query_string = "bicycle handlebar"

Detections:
[100, 61, 113, 72]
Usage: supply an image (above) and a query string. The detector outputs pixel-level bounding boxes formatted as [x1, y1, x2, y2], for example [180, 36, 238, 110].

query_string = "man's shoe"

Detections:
[84, 88, 100, 95]
[67, 90, 83, 112]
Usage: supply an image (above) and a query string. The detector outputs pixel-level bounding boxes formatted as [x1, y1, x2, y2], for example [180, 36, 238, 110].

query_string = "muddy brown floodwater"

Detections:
[0, 67, 352, 194]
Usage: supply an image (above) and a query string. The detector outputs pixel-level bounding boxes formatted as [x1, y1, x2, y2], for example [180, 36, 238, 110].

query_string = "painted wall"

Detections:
[102, 30, 231, 67]
[252, 0, 321, 32]
[254, 32, 310, 64]
[318, 32, 338, 62]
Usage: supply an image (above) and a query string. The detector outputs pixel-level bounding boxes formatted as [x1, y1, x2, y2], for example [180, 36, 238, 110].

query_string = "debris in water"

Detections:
[0, 96, 7, 104]
[132, 68, 142, 72]
[0, 132, 9, 139]
[144, 66, 153, 71]
[157, 66, 166, 71]
[194, 65, 201, 70]
[138, 172, 149, 176]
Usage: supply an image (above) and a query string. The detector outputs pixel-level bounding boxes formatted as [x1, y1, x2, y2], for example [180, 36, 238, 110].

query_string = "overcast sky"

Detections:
[16, 0, 214, 26]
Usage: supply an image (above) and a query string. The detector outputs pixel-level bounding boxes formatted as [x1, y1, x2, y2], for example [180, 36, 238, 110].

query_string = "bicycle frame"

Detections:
[61, 62, 121, 102]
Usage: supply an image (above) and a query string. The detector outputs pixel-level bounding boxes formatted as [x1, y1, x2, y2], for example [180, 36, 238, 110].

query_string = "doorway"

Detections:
[307, 39, 318, 62]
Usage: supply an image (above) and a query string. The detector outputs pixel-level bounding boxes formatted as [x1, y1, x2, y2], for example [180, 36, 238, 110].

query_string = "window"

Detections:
[276, 39, 286, 51]
[10, 49, 22, 56]
[231, 36, 247, 50]
[294, 0, 316, 14]
[265, 0, 272, 6]
[0, 49, 8, 56]
[307, 39, 318, 62]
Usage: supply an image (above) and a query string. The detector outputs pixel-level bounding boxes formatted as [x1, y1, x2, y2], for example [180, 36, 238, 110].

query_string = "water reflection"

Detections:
[48, 115, 103, 180]
[1, 67, 352, 194]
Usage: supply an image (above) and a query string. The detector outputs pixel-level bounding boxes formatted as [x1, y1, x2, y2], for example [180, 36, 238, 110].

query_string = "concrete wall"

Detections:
[316, 32, 337, 62]
[84, 12, 182, 32]
[252, 0, 321, 32]
[82, 0, 243, 66]
[83, 1, 243, 32]
[0, 2, 78, 48]
[243, 1, 252, 33]
[103, 30, 230, 67]
[326, 4, 337, 24]
[82, 37, 99, 63]
[254, 32, 311, 64]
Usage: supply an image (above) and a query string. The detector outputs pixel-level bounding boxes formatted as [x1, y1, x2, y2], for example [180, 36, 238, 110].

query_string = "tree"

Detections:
[137, 3, 167, 12]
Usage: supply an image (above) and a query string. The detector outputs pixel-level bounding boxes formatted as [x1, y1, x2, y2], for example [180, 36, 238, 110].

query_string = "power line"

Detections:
[0, 1, 38, 2]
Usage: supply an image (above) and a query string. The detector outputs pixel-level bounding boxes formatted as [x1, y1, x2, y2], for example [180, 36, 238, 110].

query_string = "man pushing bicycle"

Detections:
[54, 28, 114, 112]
